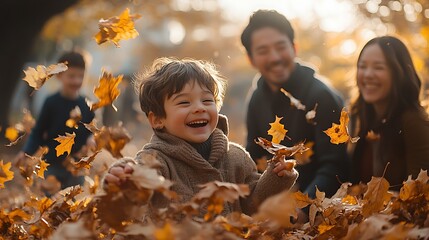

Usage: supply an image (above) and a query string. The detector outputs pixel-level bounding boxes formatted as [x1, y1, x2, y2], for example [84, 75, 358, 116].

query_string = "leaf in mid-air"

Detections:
[54, 132, 76, 157]
[324, 109, 359, 144]
[22, 63, 68, 90]
[90, 70, 123, 111]
[94, 8, 141, 47]
[267, 116, 289, 144]
[0, 160, 14, 188]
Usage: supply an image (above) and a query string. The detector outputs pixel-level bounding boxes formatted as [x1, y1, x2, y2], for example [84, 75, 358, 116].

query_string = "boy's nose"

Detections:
[193, 102, 207, 113]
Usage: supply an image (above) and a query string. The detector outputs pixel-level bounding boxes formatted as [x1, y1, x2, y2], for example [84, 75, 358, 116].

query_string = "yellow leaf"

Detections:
[22, 63, 68, 90]
[54, 132, 76, 157]
[318, 223, 335, 234]
[5, 126, 19, 142]
[341, 195, 358, 205]
[323, 109, 359, 144]
[35, 159, 50, 179]
[90, 70, 123, 111]
[0, 160, 14, 188]
[267, 116, 288, 144]
[94, 8, 141, 47]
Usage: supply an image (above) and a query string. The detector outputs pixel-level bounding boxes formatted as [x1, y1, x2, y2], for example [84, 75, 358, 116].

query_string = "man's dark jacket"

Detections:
[245, 63, 348, 197]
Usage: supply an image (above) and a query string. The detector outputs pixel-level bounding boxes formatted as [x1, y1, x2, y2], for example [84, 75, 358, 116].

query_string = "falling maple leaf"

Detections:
[54, 132, 76, 157]
[280, 88, 306, 110]
[90, 70, 123, 111]
[324, 109, 359, 144]
[35, 159, 50, 179]
[254, 137, 308, 163]
[0, 160, 14, 188]
[65, 106, 82, 129]
[267, 116, 290, 144]
[22, 63, 68, 90]
[94, 8, 141, 47]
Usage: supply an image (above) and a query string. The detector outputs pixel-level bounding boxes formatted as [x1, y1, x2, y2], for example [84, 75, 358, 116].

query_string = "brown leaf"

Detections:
[72, 151, 101, 170]
[254, 190, 299, 228]
[362, 177, 392, 217]
[54, 132, 76, 157]
[86, 121, 131, 158]
[22, 63, 68, 90]
[254, 137, 308, 163]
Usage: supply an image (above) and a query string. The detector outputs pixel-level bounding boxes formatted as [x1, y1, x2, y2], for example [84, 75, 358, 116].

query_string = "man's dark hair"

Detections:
[241, 9, 295, 56]
[57, 51, 86, 69]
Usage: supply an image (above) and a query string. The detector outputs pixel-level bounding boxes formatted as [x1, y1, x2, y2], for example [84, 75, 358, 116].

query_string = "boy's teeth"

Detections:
[187, 120, 208, 128]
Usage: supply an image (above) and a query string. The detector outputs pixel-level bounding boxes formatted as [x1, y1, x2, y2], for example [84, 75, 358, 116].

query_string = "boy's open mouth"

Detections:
[187, 120, 208, 128]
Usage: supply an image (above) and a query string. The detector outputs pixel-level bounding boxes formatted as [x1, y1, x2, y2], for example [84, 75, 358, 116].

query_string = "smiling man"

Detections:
[241, 9, 348, 198]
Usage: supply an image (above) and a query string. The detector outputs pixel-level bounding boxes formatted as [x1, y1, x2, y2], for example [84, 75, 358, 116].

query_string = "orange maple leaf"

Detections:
[22, 63, 68, 90]
[90, 71, 123, 111]
[94, 8, 141, 47]
[324, 109, 359, 144]
[0, 160, 14, 188]
[267, 116, 289, 144]
[54, 132, 76, 157]
[35, 159, 50, 179]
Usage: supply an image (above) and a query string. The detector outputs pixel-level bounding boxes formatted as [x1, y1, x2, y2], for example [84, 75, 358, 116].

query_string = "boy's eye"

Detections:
[178, 101, 189, 105]
[203, 99, 214, 103]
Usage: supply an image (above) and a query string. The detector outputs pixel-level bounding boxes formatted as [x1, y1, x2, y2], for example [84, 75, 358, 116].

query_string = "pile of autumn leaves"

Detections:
[1, 8, 428, 239]
[1, 155, 428, 239]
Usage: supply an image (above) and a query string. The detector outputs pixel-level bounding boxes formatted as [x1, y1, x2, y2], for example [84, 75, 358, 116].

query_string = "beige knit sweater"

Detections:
[106, 126, 298, 216]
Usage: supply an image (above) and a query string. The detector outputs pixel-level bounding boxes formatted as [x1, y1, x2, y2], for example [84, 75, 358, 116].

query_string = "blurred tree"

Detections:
[0, 0, 79, 139]
[354, 0, 429, 87]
